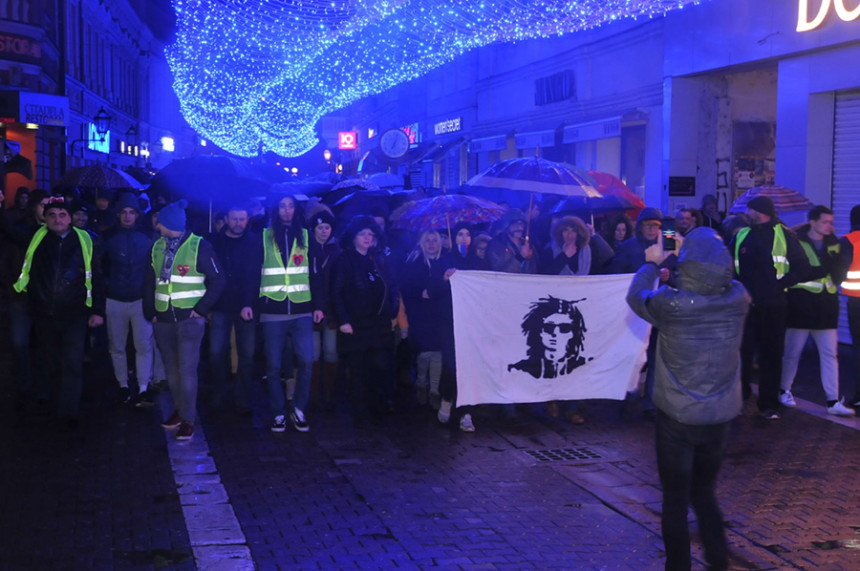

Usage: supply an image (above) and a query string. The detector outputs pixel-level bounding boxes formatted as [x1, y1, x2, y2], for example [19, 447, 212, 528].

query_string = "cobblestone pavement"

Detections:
[1, 344, 859, 570]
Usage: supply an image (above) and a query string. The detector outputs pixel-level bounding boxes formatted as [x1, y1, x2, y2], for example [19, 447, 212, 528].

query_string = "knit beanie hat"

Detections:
[851, 205, 860, 231]
[636, 207, 663, 224]
[500, 208, 527, 228]
[307, 208, 336, 231]
[43, 196, 72, 215]
[746, 196, 776, 218]
[115, 191, 140, 212]
[70, 199, 90, 214]
[158, 199, 188, 232]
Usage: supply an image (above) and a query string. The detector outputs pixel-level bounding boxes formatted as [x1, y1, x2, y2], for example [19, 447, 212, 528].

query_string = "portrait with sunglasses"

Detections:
[508, 295, 590, 379]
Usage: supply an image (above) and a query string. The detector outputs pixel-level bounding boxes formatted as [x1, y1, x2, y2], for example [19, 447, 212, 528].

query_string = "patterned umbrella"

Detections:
[729, 185, 814, 214]
[465, 157, 600, 197]
[587, 170, 644, 217]
[390, 194, 505, 232]
[54, 164, 143, 193]
[367, 172, 404, 188]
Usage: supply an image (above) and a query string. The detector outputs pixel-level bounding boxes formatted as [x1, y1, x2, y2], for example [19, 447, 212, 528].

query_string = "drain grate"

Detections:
[525, 447, 602, 462]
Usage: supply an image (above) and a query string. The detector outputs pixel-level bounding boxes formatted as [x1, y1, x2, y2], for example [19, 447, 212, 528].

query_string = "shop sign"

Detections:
[19, 92, 68, 127]
[399, 122, 421, 146]
[0, 33, 41, 65]
[797, 0, 860, 32]
[563, 117, 621, 144]
[338, 131, 357, 150]
[434, 117, 462, 135]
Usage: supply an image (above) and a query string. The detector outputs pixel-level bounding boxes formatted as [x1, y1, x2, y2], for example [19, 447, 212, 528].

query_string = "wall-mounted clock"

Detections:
[378, 128, 410, 160]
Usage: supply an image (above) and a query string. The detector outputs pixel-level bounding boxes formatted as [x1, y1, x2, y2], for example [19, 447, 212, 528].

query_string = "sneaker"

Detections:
[271, 415, 287, 433]
[415, 386, 428, 406]
[176, 421, 194, 440]
[459, 414, 476, 432]
[161, 411, 182, 429]
[779, 391, 796, 407]
[827, 398, 856, 417]
[429, 392, 442, 411]
[118, 387, 131, 404]
[135, 388, 156, 408]
[438, 400, 452, 423]
[290, 409, 309, 432]
[759, 409, 780, 420]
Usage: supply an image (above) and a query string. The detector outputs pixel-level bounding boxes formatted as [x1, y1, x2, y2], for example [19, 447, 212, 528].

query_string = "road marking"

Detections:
[160, 401, 255, 570]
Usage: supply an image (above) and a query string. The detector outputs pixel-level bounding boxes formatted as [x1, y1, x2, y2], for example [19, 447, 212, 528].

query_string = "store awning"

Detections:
[562, 116, 622, 144]
[468, 134, 508, 153]
[515, 129, 556, 149]
[420, 136, 467, 162]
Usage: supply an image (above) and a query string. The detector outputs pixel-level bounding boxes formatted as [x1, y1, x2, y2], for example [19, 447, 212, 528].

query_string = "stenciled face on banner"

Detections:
[507, 296, 593, 380]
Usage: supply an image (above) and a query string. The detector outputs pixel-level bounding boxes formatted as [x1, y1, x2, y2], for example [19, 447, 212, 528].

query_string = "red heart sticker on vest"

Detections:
[292, 254, 304, 266]
[177, 264, 190, 277]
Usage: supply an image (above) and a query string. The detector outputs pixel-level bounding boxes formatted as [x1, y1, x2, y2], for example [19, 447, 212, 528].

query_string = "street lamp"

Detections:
[126, 126, 139, 156]
[93, 108, 111, 142]
[70, 108, 114, 157]
[323, 149, 332, 162]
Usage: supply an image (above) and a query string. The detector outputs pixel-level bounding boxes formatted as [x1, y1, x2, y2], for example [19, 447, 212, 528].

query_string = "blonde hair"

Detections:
[407, 230, 442, 265]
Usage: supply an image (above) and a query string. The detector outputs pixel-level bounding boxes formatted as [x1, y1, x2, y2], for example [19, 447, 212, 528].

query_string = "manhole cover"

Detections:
[525, 447, 602, 462]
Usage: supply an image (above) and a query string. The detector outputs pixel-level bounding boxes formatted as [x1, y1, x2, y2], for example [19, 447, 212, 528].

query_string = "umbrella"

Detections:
[324, 177, 381, 207]
[54, 164, 143, 195]
[368, 172, 404, 189]
[390, 194, 505, 233]
[551, 195, 637, 216]
[465, 157, 600, 197]
[729, 185, 814, 214]
[147, 155, 281, 205]
[587, 170, 644, 216]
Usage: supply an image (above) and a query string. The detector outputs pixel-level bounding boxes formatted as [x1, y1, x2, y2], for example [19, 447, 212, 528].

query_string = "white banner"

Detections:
[451, 271, 650, 406]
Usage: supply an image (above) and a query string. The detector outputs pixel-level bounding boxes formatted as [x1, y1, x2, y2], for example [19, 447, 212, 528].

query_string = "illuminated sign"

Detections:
[161, 136, 175, 152]
[338, 131, 357, 150]
[19, 92, 68, 127]
[400, 122, 421, 146]
[0, 33, 41, 65]
[797, 0, 860, 31]
[434, 117, 462, 135]
[87, 124, 110, 153]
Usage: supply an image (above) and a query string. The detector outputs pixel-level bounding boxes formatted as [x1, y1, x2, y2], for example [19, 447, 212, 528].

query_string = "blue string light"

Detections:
[167, 1, 702, 158]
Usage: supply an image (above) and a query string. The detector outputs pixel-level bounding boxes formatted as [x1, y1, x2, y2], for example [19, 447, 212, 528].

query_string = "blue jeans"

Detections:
[208, 311, 256, 409]
[263, 316, 313, 416]
[656, 410, 730, 571]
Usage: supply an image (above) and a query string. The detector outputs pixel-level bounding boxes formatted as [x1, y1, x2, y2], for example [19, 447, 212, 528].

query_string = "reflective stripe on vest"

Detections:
[841, 232, 860, 296]
[260, 228, 311, 302]
[791, 240, 837, 294]
[13, 225, 94, 307]
[151, 234, 206, 311]
[734, 224, 789, 279]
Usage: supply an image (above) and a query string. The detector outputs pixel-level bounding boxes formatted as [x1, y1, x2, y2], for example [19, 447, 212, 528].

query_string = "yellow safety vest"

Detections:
[841, 232, 860, 297]
[791, 240, 838, 294]
[151, 234, 205, 311]
[260, 227, 311, 303]
[734, 224, 789, 279]
[14, 226, 94, 308]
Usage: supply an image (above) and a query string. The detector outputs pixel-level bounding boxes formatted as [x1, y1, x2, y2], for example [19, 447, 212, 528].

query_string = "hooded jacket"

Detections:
[626, 227, 750, 425]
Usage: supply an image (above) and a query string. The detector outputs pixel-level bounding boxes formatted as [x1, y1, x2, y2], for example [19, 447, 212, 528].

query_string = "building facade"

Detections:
[0, 0, 186, 198]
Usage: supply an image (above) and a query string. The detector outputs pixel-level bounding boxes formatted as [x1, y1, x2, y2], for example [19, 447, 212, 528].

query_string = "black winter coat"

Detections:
[330, 248, 398, 353]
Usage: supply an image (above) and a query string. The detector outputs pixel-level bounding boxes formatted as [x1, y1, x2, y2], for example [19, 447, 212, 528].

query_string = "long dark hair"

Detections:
[521, 296, 587, 361]
[271, 194, 306, 249]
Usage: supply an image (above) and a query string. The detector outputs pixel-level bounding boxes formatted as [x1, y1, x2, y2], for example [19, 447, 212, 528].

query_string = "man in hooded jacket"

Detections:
[627, 227, 750, 571]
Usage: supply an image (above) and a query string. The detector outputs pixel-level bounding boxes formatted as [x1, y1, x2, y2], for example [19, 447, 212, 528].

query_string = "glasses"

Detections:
[541, 322, 574, 334]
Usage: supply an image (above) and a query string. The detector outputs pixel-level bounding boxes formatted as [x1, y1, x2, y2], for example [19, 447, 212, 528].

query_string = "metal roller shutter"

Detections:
[832, 91, 860, 344]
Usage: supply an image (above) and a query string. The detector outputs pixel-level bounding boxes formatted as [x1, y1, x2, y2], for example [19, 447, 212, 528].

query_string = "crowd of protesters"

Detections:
[2, 182, 859, 442]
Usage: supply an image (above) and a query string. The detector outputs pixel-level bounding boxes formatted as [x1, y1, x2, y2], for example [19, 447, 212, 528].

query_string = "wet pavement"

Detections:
[1, 343, 859, 571]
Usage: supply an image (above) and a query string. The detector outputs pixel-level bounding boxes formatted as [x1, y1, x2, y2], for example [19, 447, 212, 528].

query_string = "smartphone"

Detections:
[661, 218, 676, 251]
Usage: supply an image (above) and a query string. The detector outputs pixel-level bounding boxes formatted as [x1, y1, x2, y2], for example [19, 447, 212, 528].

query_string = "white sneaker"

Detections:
[438, 400, 452, 423]
[459, 414, 475, 432]
[827, 398, 855, 417]
[779, 391, 797, 407]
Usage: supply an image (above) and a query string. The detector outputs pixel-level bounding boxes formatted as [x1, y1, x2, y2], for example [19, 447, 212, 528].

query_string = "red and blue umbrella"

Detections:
[729, 185, 814, 214]
[390, 194, 505, 233]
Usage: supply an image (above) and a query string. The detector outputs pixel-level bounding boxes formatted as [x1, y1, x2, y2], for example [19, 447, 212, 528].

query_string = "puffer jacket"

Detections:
[626, 227, 750, 425]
